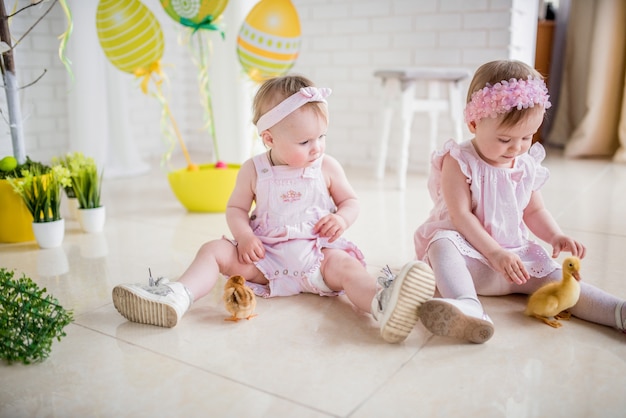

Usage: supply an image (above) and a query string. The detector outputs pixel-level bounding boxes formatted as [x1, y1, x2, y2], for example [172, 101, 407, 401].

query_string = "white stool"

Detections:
[374, 68, 470, 189]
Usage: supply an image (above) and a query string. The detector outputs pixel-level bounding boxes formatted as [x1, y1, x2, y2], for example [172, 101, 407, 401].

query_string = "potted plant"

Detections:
[54, 152, 104, 233]
[0, 156, 34, 242]
[0, 0, 72, 242]
[7, 164, 71, 248]
[50, 153, 78, 219]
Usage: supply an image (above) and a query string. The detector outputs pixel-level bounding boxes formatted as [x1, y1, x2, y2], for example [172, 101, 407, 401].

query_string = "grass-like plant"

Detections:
[53, 152, 103, 209]
[7, 164, 71, 223]
[0, 268, 74, 364]
[0, 156, 48, 180]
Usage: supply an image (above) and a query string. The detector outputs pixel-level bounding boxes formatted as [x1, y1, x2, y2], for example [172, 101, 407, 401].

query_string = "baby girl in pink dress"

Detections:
[414, 60, 626, 343]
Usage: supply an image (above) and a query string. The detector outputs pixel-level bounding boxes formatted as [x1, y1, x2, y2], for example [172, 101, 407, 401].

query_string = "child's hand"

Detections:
[490, 249, 530, 284]
[313, 214, 347, 243]
[236, 235, 265, 264]
[550, 234, 586, 259]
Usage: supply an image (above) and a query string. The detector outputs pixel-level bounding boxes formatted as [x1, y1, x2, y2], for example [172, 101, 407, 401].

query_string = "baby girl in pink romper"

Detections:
[112, 74, 436, 344]
[245, 152, 364, 297]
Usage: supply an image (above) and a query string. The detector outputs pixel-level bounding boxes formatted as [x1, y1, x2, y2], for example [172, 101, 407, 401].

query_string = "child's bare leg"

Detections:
[178, 239, 266, 301]
[112, 238, 265, 327]
[320, 249, 377, 311]
[321, 249, 436, 343]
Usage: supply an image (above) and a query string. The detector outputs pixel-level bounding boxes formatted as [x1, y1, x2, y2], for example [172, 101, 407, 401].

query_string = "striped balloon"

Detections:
[96, 0, 164, 74]
[237, 0, 301, 83]
[161, 0, 229, 27]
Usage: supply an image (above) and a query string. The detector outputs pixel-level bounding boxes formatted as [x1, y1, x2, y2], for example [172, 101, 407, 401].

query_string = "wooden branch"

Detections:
[0, 0, 14, 74]
[7, 0, 45, 19]
[9, 0, 59, 50]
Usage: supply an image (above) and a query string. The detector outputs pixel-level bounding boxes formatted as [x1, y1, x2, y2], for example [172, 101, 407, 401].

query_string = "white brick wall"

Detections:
[0, 0, 538, 173]
[290, 0, 537, 171]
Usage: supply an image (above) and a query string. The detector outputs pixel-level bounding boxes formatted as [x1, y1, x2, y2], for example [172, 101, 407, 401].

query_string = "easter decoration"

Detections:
[96, 0, 197, 172]
[0, 0, 72, 243]
[0, 267, 74, 364]
[0, 156, 35, 243]
[7, 164, 72, 248]
[160, 0, 241, 212]
[53, 152, 106, 233]
[236, 0, 302, 83]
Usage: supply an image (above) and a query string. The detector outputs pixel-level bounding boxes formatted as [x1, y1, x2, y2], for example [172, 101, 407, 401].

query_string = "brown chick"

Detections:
[525, 256, 582, 328]
[223, 275, 257, 322]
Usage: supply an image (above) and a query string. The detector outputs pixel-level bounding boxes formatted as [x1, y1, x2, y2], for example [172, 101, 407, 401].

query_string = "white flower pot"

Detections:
[32, 219, 65, 249]
[78, 206, 106, 233]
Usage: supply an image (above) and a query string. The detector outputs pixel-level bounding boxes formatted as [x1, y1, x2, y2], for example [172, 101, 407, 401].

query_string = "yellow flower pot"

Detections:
[167, 164, 240, 212]
[0, 179, 35, 243]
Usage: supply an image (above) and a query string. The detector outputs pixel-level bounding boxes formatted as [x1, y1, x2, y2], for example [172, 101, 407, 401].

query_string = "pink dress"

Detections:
[247, 153, 365, 297]
[414, 139, 559, 278]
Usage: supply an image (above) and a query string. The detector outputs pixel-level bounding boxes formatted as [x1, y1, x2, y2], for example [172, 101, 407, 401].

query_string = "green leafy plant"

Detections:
[0, 156, 49, 180]
[7, 164, 71, 223]
[0, 268, 74, 364]
[53, 152, 103, 209]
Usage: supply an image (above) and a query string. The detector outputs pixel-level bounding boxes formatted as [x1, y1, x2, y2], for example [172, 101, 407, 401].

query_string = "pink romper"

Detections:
[414, 139, 559, 278]
[246, 153, 365, 298]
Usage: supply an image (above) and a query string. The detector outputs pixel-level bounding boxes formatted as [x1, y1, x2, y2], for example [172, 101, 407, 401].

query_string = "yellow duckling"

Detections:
[525, 256, 581, 328]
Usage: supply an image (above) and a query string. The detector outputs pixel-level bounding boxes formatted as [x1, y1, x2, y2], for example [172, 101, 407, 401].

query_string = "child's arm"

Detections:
[440, 154, 530, 284]
[523, 191, 586, 258]
[313, 155, 359, 243]
[226, 160, 265, 263]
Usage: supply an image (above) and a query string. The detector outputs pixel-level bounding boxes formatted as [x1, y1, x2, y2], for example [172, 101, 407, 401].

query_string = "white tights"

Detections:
[427, 238, 626, 330]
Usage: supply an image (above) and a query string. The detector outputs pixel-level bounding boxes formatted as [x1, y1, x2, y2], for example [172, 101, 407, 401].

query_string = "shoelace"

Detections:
[147, 269, 172, 295]
[377, 265, 395, 288]
[375, 265, 396, 311]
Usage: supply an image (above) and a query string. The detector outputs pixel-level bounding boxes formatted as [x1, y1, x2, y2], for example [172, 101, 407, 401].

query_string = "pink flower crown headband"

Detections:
[464, 76, 552, 124]
[256, 86, 332, 133]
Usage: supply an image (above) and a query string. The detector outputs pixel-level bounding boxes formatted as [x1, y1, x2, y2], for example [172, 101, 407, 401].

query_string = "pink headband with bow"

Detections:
[256, 87, 332, 132]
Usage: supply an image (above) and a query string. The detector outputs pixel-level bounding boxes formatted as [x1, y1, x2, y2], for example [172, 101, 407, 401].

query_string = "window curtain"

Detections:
[545, 0, 626, 162]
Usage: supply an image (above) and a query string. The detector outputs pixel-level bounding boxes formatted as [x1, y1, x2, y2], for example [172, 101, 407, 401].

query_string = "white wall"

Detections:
[0, 0, 539, 173]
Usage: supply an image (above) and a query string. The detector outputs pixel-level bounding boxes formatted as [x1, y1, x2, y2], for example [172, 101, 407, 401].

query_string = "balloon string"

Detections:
[160, 91, 196, 170]
[57, 0, 74, 81]
[181, 28, 220, 163]
[195, 30, 220, 162]
[135, 61, 197, 171]
[157, 94, 176, 169]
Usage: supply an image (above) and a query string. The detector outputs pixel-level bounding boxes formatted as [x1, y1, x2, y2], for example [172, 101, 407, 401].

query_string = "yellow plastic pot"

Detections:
[167, 164, 240, 212]
[0, 179, 35, 243]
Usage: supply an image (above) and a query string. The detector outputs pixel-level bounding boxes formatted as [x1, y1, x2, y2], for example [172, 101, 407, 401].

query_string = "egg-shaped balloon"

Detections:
[237, 0, 301, 82]
[161, 0, 229, 28]
[96, 0, 164, 74]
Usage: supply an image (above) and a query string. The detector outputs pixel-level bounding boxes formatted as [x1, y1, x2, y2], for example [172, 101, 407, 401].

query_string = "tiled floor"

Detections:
[1, 148, 625, 417]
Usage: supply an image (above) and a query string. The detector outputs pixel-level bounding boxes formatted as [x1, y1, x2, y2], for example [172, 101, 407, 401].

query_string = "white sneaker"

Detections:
[420, 298, 494, 343]
[372, 261, 436, 343]
[112, 275, 192, 328]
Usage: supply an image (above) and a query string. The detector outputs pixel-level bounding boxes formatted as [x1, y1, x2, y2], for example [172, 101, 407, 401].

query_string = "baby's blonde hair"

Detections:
[467, 60, 546, 127]
[252, 75, 329, 126]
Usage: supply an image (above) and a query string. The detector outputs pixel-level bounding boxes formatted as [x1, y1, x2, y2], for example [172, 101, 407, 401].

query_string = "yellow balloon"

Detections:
[161, 0, 229, 27]
[237, 0, 301, 82]
[96, 0, 164, 73]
